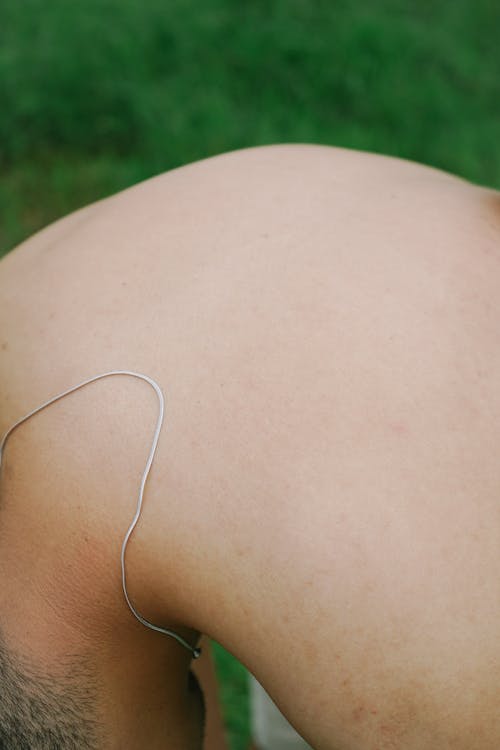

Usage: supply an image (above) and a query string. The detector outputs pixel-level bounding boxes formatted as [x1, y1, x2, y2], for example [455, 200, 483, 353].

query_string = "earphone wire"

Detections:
[0, 370, 201, 660]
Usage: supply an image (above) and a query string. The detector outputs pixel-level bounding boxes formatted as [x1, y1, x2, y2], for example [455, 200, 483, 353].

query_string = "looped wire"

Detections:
[0, 370, 201, 660]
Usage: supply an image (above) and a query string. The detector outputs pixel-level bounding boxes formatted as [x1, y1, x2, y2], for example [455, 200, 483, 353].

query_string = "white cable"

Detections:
[0, 370, 201, 659]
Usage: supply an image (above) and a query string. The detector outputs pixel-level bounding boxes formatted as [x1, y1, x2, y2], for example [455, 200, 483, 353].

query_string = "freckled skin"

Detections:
[1, 144, 500, 749]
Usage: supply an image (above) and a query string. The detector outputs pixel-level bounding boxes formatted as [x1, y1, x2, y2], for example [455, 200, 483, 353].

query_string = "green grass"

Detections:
[212, 642, 251, 750]
[1, 2, 499, 745]
[1, 0, 499, 258]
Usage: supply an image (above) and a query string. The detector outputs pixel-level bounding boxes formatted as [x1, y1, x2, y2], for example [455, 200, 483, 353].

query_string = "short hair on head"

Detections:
[0, 628, 100, 749]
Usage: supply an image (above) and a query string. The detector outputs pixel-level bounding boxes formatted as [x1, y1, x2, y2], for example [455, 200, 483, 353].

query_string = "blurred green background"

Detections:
[0, 1, 499, 747]
[1, 0, 499, 262]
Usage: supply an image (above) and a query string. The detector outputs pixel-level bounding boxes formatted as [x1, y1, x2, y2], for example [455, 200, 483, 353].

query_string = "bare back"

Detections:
[1, 143, 500, 749]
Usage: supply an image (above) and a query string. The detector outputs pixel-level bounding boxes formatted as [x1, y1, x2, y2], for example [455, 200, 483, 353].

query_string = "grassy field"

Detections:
[1, 1, 499, 747]
[1, 0, 499, 260]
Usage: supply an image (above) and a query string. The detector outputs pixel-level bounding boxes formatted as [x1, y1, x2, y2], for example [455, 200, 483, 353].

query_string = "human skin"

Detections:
[0, 143, 499, 749]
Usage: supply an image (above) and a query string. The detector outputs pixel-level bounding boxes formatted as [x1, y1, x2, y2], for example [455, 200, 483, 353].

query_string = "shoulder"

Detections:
[1, 143, 499, 748]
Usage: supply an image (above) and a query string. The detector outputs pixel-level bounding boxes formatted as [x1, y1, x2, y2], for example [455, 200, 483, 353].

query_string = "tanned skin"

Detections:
[1, 143, 500, 749]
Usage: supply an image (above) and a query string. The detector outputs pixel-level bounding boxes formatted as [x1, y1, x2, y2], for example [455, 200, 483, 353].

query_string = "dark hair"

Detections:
[0, 630, 100, 749]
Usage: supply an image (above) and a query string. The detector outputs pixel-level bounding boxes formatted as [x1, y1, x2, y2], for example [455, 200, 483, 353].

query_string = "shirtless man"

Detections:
[0, 143, 499, 750]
